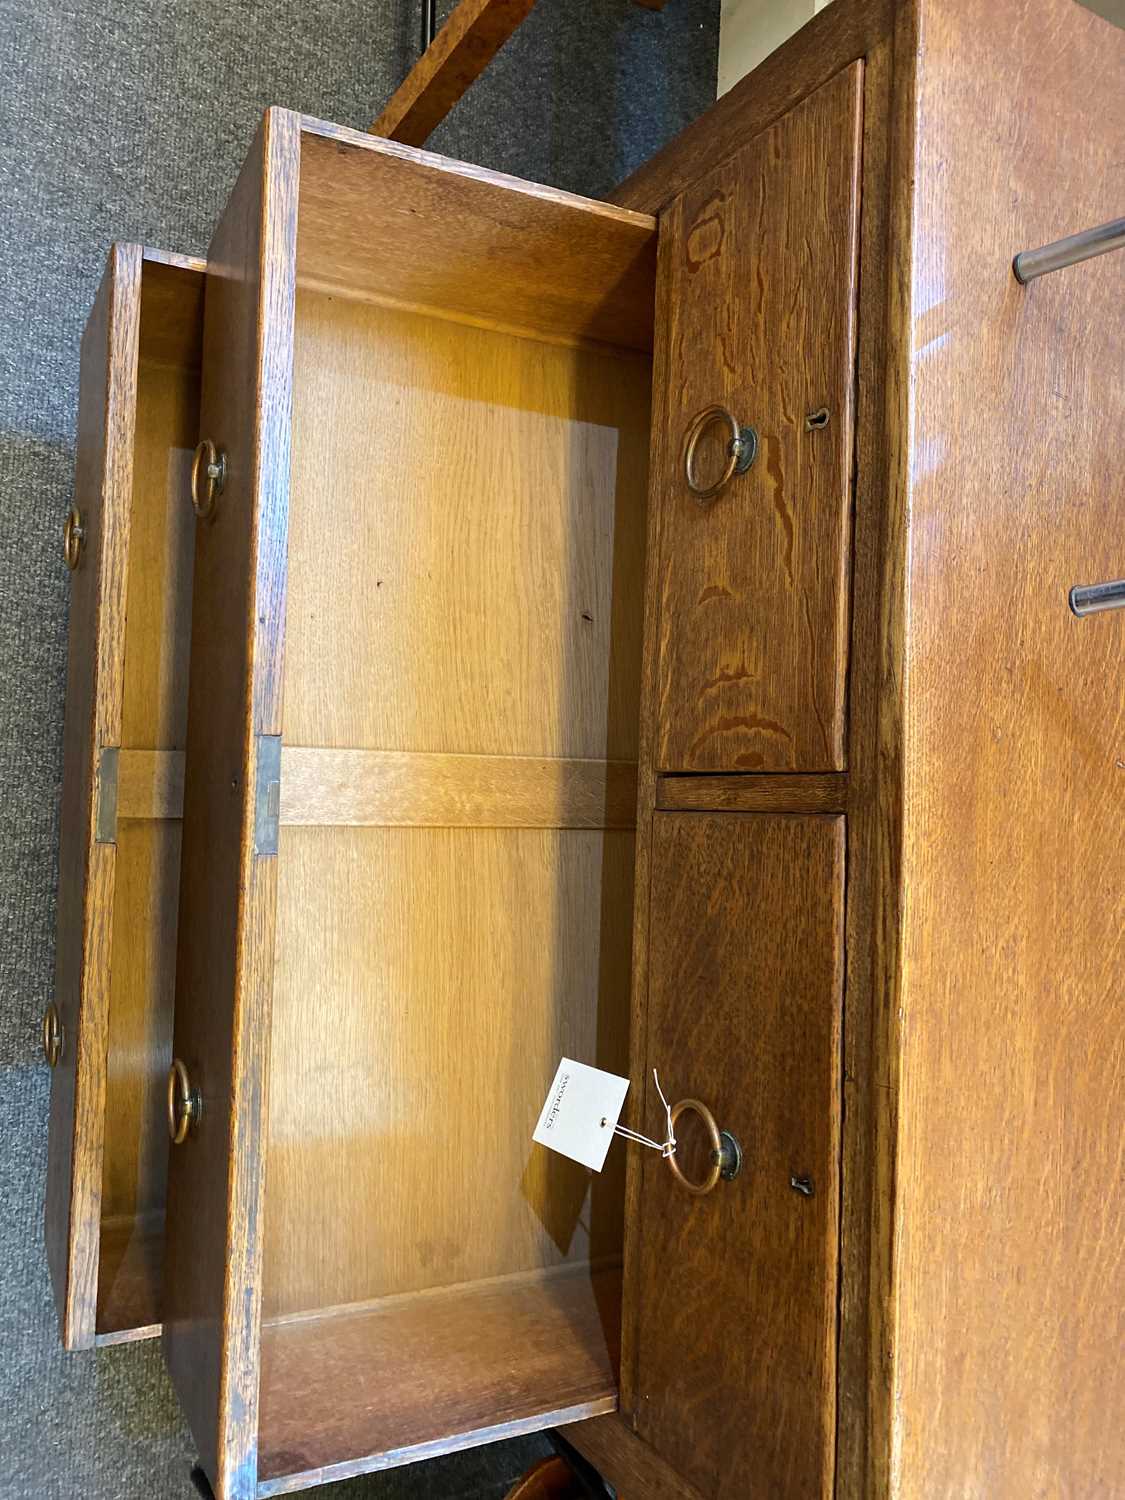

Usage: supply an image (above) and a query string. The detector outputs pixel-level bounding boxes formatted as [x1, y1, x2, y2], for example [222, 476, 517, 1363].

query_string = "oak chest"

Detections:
[46, 0, 1124, 1495]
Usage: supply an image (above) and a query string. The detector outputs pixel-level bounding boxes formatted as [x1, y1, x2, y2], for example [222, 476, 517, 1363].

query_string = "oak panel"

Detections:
[834, 20, 905, 1499]
[558, 1414, 705, 1500]
[284, 291, 649, 759]
[257, 1267, 620, 1492]
[101, 820, 179, 1227]
[45, 244, 141, 1350]
[162, 109, 300, 1499]
[891, 1, 1125, 1493]
[138, 251, 206, 369]
[263, 825, 632, 1318]
[94, 1213, 163, 1344]
[632, 813, 844, 1500]
[653, 65, 862, 773]
[297, 121, 656, 352]
[118, 357, 197, 750]
[657, 771, 846, 813]
[278, 749, 637, 828]
[113, 748, 638, 829]
[48, 245, 204, 1351]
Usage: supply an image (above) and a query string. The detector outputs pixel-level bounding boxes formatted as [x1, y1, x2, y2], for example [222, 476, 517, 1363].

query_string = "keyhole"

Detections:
[804, 407, 830, 431]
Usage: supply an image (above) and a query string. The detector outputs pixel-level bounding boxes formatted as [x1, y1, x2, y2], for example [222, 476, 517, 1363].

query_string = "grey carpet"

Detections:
[0, 1, 718, 1496]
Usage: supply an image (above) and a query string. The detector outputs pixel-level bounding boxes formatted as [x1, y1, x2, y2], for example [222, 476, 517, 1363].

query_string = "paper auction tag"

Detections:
[532, 1058, 630, 1173]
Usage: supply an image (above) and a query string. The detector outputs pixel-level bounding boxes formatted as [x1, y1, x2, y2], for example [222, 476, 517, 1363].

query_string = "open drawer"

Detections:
[46, 244, 203, 1349]
[163, 111, 655, 1497]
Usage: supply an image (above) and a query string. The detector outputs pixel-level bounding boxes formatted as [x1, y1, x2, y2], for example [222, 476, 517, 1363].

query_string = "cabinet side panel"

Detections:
[162, 108, 298, 1500]
[45, 243, 141, 1350]
[894, 1, 1125, 1494]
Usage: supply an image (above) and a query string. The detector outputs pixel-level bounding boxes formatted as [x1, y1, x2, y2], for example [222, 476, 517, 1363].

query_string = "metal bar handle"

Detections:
[1013, 216, 1125, 283]
[1069, 579, 1125, 617]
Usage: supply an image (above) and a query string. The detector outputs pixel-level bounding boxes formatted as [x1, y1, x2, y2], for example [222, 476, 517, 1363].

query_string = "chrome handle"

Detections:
[1070, 579, 1125, 617]
[683, 404, 757, 503]
[1013, 216, 1125, 283]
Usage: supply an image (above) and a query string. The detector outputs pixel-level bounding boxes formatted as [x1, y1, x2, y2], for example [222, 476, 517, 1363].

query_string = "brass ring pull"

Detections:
[167, 1058, 202, 1145]
[63, 508, 86, 570]
[42, 1003, 63, 1068]
[683, 404, 758, 503]
[190, 440, 226, 519]
[666, 1098, 742, 1196]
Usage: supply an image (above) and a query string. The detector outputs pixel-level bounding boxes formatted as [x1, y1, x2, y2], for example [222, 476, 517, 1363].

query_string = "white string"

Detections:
[610, 1068, 677, 1158]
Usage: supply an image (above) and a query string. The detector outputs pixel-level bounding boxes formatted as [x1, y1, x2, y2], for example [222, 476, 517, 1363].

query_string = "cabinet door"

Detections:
[628, 812, 845, 1499]
[653, 65, 862, 773]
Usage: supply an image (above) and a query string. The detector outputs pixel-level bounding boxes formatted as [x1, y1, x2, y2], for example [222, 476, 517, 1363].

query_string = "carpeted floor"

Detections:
[0, 2, 718, 1495]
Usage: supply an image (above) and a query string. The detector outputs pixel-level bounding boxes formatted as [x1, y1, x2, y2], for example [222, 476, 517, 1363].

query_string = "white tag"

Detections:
[532, 1058, 630, 1173]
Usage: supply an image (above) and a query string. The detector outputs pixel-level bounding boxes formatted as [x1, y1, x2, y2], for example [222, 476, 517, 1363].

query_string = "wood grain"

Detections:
[45, 242, 141, 1351]
[164, 105, 649, 1496]
[632, 813, 845, 1500]
[370, 0, 537, 146]
[118, 354, 197, 749]
[116, 748, 637, 828]
[558, 1414, 705, 1500]
[617, 200, 681, 1423]
[47, 243, 204, 1351]
[888, 1, 1125, 1493]
[162, 107, 300, 1500]
[837, 12, 911, 1497]
[263, 826, 632, 1318]
[256, 1267, 620, 1492]
[285, 290, 649, 760]
[138, 249, 206, 369]
[98, 340, 199, 1335]
[278, 750, 637, 828]
[116, 748, 186, 820]
[656, 771, 846, 813]
[94, 1213, 163, 1344]
[653, 65, 862, 773]
[296, 121, 656, 352]
[610, 0, 892, 214]
[101, 819, 179, 1223]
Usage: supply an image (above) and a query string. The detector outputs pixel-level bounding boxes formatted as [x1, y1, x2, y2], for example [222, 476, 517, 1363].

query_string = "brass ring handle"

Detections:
[63, 508, 86, 570]
[190, 440, 226, 519]
[666, 1098, 743, 1196]
[42, 1003, 63, 1068]
[683, 404, 758, 503]
[167, 1058, 202, 1145]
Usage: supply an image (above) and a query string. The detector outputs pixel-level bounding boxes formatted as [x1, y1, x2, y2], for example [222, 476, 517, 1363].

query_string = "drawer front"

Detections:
[630, 812, 844, 1499]
[45, 243, 142, 1351]
[161, 110, 299, 1500]
[653, 64, 862, 773]
[46, 246, 206, 1352]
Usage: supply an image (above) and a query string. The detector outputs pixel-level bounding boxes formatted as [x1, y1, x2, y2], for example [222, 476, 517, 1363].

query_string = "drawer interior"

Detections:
[97, 257, 201, 1340]
[256, 205, 652, 1481]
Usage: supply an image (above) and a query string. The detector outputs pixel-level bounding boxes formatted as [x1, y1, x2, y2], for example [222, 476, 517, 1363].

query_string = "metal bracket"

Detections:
[254, 735, 282, 856]
[95, 747, 119, 845]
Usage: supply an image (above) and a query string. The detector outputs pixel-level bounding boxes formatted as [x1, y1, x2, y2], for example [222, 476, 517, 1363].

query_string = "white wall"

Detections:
[718, 0, 834, 95]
